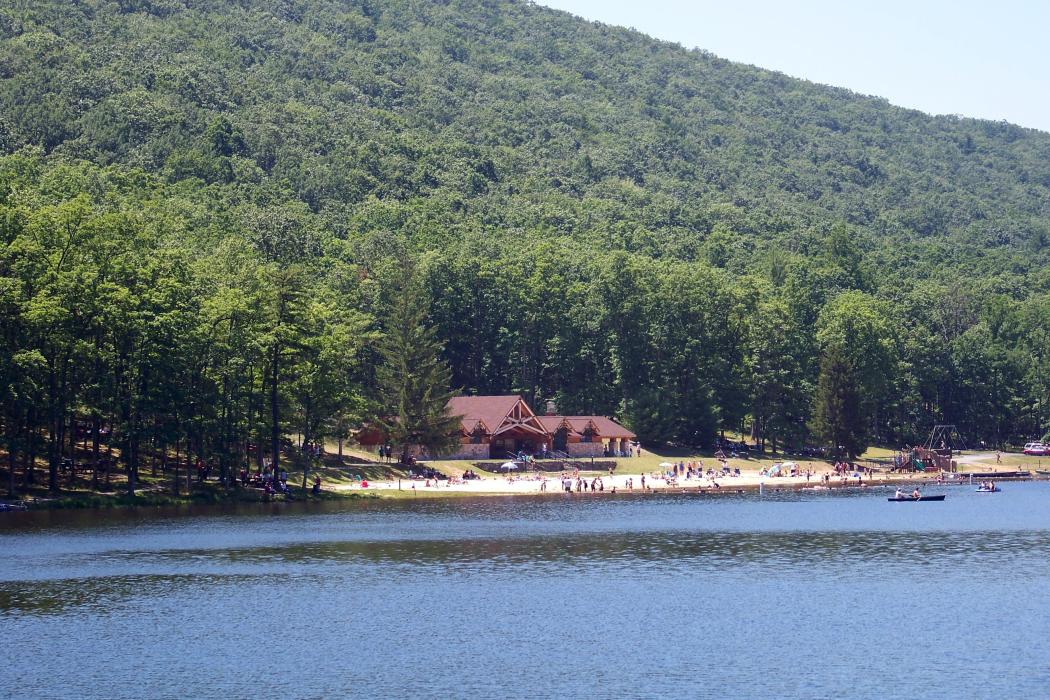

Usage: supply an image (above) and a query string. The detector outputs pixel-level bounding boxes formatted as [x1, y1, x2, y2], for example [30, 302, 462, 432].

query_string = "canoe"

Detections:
[975, 488, 1001, 493]
[887, 495, 946, 502]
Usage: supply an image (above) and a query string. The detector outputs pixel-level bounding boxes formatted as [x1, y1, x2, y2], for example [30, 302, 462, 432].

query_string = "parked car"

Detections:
[1023, 442, 1048, 455]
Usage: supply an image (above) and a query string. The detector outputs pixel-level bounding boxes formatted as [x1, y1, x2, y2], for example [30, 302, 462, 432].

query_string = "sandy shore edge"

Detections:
[329, 469, 1026, 498]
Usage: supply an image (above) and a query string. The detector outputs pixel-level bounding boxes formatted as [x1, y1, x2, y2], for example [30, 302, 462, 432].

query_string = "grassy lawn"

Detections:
[421, 446, 838, 479]
[960, 452, 1046, 469]
[416, 441, 963, 480]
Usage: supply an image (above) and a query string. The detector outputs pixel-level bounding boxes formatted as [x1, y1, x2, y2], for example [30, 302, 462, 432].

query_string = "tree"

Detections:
[810, 345, 865, 461]
[746, 297, 809, 453]
[816, 291, 897, 441]
[376, 270, 460, 463]
[288, 290, 371, 490]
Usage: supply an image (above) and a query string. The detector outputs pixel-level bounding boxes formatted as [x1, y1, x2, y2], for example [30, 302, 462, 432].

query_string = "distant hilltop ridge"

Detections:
[1, 0, 1048, 261]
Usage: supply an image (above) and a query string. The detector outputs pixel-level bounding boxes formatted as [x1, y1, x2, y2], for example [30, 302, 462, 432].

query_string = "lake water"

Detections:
[3, 482, 1050, 699]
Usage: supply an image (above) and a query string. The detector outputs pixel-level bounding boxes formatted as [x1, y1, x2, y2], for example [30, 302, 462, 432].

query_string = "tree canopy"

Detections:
[3, 0, 1050, 492]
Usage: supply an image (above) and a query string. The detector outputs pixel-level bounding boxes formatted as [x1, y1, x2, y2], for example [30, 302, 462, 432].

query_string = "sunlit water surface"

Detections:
[4, 483, 1050, 699]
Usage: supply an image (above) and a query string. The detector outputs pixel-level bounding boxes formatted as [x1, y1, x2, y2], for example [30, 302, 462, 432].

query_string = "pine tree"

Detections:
[810, 344, 865, 461]
[376, 272, 461, 463]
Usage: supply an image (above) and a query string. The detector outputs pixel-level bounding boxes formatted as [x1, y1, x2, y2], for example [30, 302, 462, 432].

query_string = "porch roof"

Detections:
[537, 415, 636, 439]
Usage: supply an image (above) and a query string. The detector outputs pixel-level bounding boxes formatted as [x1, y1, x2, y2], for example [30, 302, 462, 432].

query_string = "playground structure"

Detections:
[895, 425, 963, 473]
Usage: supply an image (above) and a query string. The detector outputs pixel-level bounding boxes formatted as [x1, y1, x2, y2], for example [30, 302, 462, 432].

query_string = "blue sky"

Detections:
[538, 0, 1050, 133]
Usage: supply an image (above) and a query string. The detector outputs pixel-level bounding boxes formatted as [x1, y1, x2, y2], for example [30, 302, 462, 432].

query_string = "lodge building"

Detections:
[446, 395, 636, 460]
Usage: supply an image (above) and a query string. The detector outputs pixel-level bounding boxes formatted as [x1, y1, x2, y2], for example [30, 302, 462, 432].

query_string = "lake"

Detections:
[3, 482, 1050, 699]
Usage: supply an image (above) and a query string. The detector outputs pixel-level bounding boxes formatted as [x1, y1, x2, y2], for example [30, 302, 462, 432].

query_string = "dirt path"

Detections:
[956, 451, 999, 464]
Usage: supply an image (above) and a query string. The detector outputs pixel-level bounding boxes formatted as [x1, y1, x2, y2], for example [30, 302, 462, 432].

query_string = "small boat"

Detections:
[887, 495, 946, 502]
[975, 487, 1001, 493]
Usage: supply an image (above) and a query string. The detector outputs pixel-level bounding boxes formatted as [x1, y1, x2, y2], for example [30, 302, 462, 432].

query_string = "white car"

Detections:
[1023, 442, 1048, 456]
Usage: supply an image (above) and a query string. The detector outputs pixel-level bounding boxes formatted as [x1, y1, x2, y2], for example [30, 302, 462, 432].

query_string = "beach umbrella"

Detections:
[501, 461, 518, 471]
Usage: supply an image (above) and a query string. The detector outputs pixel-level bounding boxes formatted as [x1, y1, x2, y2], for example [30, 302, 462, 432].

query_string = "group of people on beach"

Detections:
[239, 466, 290, 493]
[558, 476, 607, 493]
[667, 460, 715, 478]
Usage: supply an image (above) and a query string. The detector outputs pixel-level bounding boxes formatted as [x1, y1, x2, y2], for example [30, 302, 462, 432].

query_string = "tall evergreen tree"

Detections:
[376, 272, 460, 463]
[810, 345, 865, 461]
[746, 298, 809, 453]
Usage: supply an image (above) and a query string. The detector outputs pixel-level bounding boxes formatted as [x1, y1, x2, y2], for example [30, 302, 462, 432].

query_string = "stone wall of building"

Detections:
[566, 442, 603, 457]
[446, 443, 491, 460]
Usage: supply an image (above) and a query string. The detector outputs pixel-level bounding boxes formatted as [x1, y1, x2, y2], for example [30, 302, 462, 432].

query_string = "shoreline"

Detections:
[330, 468, 1033, 499]
[0, 485, 377, 512]
[2, 462, 1036, 511]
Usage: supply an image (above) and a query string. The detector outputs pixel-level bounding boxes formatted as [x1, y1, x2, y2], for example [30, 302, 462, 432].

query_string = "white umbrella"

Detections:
[501, 461, 518, 471]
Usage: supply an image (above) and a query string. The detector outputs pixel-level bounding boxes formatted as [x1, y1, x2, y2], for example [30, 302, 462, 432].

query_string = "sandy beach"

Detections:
[328, 467, 1000, 497]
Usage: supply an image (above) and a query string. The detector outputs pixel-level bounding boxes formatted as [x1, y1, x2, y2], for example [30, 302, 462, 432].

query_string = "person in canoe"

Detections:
[911, 488, 922, 500]
[895, 487, 905, 499]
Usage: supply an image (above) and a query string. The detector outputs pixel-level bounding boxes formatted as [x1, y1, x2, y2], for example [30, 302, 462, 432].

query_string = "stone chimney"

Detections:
[545, 399, 557, 416]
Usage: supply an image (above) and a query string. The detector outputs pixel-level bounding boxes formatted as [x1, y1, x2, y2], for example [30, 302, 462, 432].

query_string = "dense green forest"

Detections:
[3, 0, 1050, 494]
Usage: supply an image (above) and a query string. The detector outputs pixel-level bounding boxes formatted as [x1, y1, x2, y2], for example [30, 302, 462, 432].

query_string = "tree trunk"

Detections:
[48, 363, 59, 494]
[151, 422, 158, 477]
[301, 426, 311, 492]
[6, 420, 17, 498]
[7, 446, 16, 498]
[220, 398, 230, 488]
[123, 390, 136, 498]
[125, 429, 137, 497]
[270, 344, 280, 475]
[173, 437, 180, 496]
[22, 407, 32, 486]
[66, 405, 77, 486]
[91, 413, 100, 491]
[105, 436, 113, 488]
[25, 405, 39, 487]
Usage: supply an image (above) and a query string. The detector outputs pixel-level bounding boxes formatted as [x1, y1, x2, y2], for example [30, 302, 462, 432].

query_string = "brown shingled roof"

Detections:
[446, 396, 635, 440]
[537, 415, 636, 439]
[446, 395, 525, 434]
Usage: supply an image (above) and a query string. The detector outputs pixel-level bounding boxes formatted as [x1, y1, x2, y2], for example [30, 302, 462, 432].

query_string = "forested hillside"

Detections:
[3, 0, 1050, 492]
